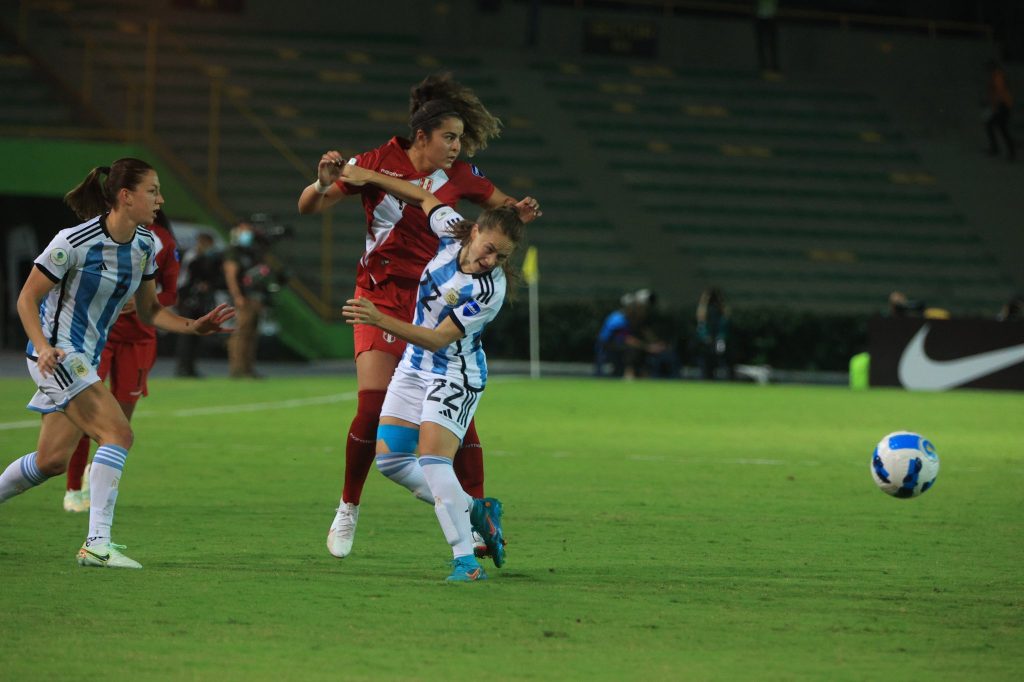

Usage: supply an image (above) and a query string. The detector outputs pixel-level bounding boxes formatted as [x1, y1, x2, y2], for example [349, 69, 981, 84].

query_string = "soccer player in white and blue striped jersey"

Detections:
[340, 161, 537, 582]
[0, 158, 234, 568]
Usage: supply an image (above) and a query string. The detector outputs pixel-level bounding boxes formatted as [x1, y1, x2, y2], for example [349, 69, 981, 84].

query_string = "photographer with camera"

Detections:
[223, 219, 288, 378]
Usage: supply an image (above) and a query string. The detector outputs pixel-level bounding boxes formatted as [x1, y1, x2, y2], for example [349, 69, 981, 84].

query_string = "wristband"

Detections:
[314, 178, 330, 194]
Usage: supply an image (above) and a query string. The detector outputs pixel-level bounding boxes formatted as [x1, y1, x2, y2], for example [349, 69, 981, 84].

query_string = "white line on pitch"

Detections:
[0, 391, 359, 430]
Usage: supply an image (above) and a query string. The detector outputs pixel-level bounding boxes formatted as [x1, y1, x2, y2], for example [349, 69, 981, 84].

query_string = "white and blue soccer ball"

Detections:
[870, 431, 939, 498]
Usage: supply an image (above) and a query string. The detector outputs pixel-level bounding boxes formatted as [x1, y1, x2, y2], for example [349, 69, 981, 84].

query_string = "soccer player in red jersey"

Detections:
[298, 73, 541, 559]
[62, 209, 181, 512]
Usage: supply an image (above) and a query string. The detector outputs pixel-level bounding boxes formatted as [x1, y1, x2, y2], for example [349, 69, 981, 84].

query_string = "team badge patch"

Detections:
[139, 253, 149, 271]
[382, 332, 396, 344]
[49, 249, 68, 267]
[470, 164, 485, 178]
[444, 289, 460, 306]
[70, 357, 89, 378]
[462, 300, 481, 317]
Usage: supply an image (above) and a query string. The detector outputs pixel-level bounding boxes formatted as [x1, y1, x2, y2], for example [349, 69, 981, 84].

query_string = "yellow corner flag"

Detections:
[522, 246, 539, 285]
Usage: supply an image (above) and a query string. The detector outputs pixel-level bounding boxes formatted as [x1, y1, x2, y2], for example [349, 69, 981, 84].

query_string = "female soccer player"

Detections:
[0, 158, 234, 568]
[62, 209, 180, 513]
[339, 161, 529, 582]
[297, 73, 541, 559]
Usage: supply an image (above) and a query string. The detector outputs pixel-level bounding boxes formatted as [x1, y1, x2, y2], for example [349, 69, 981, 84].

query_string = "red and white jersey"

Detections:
[335, 136, 496, 287]
[108, 223, 179, 343]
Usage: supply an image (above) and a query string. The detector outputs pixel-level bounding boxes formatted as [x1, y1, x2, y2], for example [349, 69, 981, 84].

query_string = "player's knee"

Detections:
[376, 424, 419, 455]
[35, 450, 69, 476]
[356, 389, 387, 419]
[101, 424, 134, 450]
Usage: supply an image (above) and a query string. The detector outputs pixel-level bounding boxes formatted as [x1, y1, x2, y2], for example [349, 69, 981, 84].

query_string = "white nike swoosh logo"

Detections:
[897, 324, 1024, 391]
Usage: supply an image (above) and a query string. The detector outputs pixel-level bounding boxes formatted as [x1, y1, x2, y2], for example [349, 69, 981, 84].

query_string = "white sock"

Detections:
[0, 452, 51, 503]
[375, 452, 433, 503]
[87, 445, 129, 544]
[419, 455, 474, 558]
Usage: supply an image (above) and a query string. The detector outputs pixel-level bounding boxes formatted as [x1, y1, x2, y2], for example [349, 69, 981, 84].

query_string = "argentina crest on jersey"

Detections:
[403, 238, 507, 389]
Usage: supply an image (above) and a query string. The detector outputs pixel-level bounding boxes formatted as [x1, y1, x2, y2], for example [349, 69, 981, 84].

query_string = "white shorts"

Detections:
[26, 353, 101, 414]
[380, 366, 483, 441]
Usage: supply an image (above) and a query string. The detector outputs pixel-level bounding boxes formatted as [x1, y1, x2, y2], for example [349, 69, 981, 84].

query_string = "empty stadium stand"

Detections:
[2, 0, 1020, 323]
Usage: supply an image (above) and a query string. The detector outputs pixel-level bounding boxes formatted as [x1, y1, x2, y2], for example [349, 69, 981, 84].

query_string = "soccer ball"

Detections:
[870, 431, 939, 498]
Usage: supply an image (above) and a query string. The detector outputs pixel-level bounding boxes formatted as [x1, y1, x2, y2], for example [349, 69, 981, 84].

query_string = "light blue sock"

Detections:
[88, 445, 129, 543]
[0, 452, 51, 503]
[375, 453, 433, 503]
[420, 455, 474, 558]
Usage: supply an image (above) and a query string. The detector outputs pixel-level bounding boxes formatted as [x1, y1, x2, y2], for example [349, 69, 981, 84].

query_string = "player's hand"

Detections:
[342, 297, 383, 326]
[339, 161, 372, 187]
[192, 303, 236, 335]
[318, 150, 346, 186]
[120, 297, 137, 315]
[510, 196, 542, 224]
[35, 345, 66, 378]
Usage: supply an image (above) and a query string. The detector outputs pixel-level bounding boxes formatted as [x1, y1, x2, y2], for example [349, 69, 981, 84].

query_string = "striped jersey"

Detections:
[336, 137, 495, 287]
[107, 223, 179, 343]
[400, 205, 507, 390]
[28, 215, 158, 366]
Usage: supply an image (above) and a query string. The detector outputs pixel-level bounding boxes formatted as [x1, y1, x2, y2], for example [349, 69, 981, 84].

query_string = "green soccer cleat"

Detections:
[470, 497, 506, 568]
[76, 541, 142, 569]
[62, 489, 89, 513]
[446, 556, 488, 583]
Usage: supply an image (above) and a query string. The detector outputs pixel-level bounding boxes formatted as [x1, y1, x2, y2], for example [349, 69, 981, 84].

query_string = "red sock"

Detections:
[454, 419, 485, 499]
[342, 389, 387, 506]
[67, 436, 91, 491]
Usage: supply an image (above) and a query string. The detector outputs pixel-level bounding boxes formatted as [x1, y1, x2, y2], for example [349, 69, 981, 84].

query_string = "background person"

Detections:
[223, 222, 269, 378]
[297, 72, 541, 559]
[175, 232, 222, 378]
[594, 291, 651, 379]
[984, 59, 1016, 161]
[695, 287, 733, 380]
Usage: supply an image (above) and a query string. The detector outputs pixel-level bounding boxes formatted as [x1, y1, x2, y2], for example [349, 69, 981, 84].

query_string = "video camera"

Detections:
[249, 212, 294, 245]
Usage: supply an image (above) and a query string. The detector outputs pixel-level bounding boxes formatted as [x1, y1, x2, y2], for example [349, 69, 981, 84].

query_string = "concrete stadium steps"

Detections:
[0, 44, 77, 127]
[11, 7, 624, 308]
[530, 56, 1008, 313]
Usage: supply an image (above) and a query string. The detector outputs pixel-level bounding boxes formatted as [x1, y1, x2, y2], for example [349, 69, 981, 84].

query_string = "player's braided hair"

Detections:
[409, 72, 502, 158]
[64, 157, 155, 220]
[447, 206, 525, 300]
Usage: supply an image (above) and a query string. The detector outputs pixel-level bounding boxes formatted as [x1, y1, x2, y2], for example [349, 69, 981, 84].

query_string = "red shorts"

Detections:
[352, 278, 418, 359]
[97, 338, 157, 404]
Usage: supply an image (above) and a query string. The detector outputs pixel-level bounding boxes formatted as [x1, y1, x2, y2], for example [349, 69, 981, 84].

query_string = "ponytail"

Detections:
[64, 157, 154, 220]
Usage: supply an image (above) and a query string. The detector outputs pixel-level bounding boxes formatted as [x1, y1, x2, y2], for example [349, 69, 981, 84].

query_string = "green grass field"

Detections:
[1, 375, 1022, 680]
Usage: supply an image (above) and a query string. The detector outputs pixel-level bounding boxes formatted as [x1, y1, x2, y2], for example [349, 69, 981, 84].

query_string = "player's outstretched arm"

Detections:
[134, 279, 235, 335]
[339, 163, 443, 215]
[342, 296, 462, 353]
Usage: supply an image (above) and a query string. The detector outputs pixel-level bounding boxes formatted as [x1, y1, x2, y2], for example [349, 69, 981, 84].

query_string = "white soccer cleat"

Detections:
[63, 489, 89, 513]
[327, 502, 360, 558]
[76, 541, 142, 569]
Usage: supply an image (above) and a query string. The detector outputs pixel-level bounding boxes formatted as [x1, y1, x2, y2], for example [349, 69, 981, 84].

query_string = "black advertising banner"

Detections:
[868, 317, 1024, 391]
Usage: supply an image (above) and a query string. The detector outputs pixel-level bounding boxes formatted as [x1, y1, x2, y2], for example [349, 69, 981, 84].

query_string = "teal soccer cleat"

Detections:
[446, 556, 488, 582]
[470, 497, 506, 568]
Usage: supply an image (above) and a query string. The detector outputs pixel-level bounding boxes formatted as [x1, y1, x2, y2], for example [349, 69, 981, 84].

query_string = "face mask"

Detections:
[237, 231, 254, 247]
